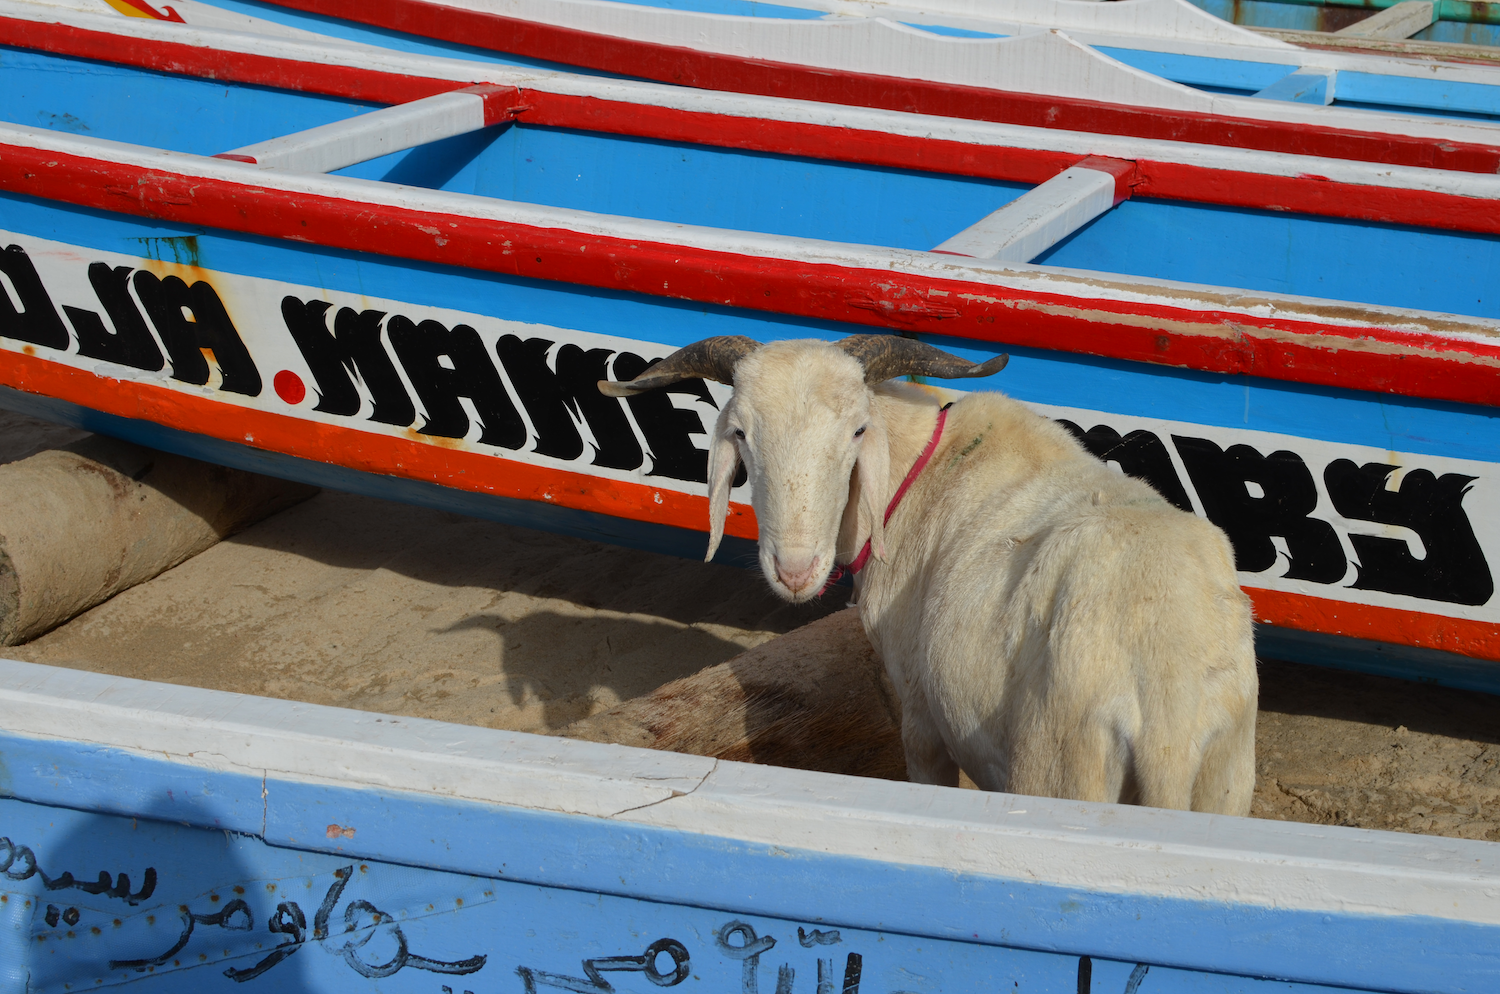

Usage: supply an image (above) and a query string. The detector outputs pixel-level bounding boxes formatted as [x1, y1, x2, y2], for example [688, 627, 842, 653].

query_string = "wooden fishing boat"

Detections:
[3, 14, 1500, 994]
[3, 6, 1500, 683]
[1190, 0, 1500, 49]
[69, 0, 1500, 134]
[1, 656, 1496, 993]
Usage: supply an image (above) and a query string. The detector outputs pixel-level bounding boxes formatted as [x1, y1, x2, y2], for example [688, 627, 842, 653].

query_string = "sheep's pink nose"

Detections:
[774, 553, 821, 594]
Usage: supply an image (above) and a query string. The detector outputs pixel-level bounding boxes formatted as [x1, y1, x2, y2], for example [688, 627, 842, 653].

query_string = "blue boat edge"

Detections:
[1, 656, 1498, 994]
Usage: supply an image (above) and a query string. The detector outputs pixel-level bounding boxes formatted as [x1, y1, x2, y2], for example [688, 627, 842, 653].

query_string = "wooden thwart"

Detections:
[1254, 68, 1338, 105]
[215, 83, 523, 172]
[1336, 1, 1438, 39]
[932, 156, 1134, 263]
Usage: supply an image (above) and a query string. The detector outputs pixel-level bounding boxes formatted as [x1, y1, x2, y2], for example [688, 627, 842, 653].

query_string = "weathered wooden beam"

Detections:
[215, 83, 524, 173]
[932, 156, 1134, 263]
[1337, 1, 1437, 39]
[1254, 68, 1338, 105]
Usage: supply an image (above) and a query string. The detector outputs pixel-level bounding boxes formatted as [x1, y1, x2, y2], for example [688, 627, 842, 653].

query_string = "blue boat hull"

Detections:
[2, 659, 1497, 994]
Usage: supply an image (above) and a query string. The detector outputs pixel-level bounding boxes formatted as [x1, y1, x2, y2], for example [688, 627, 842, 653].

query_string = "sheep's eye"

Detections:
[733, 428, 746, 440]
[853, 426, 867, 438]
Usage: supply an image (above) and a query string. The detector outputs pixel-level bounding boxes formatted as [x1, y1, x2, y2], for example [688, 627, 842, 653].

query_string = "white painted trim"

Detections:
[1, 658, 1495, 922]
[933, 164, 1118, 261]
[6, 120, 1499, 348]
[222, 86, 495, 172]
[10, 0, 1500, 145]
[1335, 0, 1437, 39]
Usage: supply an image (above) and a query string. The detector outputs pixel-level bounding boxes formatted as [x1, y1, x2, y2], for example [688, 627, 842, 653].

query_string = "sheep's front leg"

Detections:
[901, 695, 961, 788]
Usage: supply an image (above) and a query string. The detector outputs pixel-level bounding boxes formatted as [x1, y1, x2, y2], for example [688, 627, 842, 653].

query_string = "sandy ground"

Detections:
[3, 413, 1496, 841]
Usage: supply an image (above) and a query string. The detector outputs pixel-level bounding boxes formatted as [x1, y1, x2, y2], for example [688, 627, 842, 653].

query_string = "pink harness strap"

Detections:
[823, 404, 950, 591]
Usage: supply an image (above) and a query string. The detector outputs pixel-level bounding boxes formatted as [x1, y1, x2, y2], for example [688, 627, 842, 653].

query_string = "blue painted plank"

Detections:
[1336, 70, 1500, 117]
[0, 736, 263, 835]
[2, 737, 1498, 994]
[0, 47, 381, 155]
[1096, 47, 1297, 95]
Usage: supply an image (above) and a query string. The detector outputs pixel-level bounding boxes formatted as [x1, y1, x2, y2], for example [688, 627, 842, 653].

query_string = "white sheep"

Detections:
[602, 335, 1257, 813]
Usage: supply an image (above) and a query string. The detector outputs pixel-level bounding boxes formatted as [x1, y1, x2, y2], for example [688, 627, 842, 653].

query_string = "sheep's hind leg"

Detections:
[1190, 703, 1257, 816]
[901, 696, 961, 788]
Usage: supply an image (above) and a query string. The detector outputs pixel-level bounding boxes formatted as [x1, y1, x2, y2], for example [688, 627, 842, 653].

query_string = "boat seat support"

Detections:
[1334, 1, 1438, 38]
[215, 84, 526, 173]
[1253, 68, 1337, 105]
[932, 156, 1134, 263]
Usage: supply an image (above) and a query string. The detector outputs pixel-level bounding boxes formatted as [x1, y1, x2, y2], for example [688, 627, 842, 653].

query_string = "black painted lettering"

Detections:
[224, 901, 306, 982]
[613, 352, 744, 485]
[132, 271, 262, 395]
[840, 952, 861, 994]
[387, 314, 525, 448]
[717, 920, 776, 994]
[340, 897, 486, 979]
[1056, 422, 1193, 511]
[63, 264, 165, 370]
[280, 298, 415, 425]
[0, 243, 69, 349]
[112, 898, 253, 971]
[0, 837, 154, 905]
[1173, 437, 1345, 582]
[1325, 461, 1494, 606]
[520, 937, 689, 994]
[798, 927, 841, 948]
[495, 336, 643, 469]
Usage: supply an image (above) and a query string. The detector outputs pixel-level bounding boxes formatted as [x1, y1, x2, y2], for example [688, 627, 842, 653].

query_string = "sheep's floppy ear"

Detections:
[838, 335, 1008, 385]
[855, 417, 892, 562]
[599, 336, 760, 396]
[703, 409, 741, 562]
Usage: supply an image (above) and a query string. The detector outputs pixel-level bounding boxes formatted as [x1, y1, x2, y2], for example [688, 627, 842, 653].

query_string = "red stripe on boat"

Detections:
[9, 13, 1500, 177]
[266, 0, 1500, 174]
[2, 142, 1498, 408]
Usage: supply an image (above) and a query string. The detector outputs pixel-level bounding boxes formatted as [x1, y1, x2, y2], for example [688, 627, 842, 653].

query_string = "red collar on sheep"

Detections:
[824, 403, 951, 593]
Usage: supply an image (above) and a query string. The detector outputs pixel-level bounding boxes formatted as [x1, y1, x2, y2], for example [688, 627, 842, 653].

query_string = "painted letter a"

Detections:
[133, 270, 262, 396]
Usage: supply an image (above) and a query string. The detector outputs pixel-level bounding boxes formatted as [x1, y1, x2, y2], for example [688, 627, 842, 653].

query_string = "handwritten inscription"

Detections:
[210, 865, 486, 983]
[2, 834, 488, 986]
[1, 836, 156, 905]
[3, 830, 1163, 994]
[518, 937, 690, 993]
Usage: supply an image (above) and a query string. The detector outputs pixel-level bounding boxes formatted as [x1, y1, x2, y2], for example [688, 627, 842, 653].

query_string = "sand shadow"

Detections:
[1256, 657, 1500, 746]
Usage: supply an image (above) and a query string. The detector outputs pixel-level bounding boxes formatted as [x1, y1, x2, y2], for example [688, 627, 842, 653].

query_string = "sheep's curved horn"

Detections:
[838, 335, 1009, 384]
[598, 336, 760, 397]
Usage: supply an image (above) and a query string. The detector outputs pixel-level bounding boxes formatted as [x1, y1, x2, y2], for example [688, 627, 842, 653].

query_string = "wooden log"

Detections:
[0, 435, 317, 645]
[560, 608, 908, 781]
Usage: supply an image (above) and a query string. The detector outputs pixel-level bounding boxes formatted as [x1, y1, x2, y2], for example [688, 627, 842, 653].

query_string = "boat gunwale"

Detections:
[11, 1, 1500, 173]
[4, 121, 1500, 399]
[0, 653, 1495, 994]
